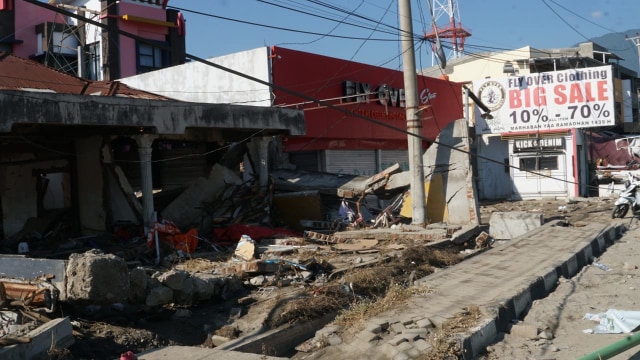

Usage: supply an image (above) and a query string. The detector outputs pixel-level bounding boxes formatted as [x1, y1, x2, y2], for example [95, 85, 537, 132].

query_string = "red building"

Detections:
[270, 47, 464, 175]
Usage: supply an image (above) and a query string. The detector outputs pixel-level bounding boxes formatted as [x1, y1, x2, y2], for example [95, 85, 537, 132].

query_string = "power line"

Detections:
[167, 4, 401, 42]
[19, 0, 602, 192]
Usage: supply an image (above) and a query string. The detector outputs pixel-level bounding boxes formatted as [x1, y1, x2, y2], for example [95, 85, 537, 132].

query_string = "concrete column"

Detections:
[258, 137, 271, 191]
[135, 135, 157, 231]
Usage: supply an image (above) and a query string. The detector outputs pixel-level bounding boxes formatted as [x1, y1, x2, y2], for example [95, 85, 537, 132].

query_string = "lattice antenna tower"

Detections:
[422, 0, 471, 66]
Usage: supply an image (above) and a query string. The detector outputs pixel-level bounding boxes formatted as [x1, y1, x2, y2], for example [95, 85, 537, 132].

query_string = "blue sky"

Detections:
[167, 0, 640, 71]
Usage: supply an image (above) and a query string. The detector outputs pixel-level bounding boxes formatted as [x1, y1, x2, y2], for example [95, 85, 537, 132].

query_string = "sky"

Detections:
[166, 0, 640, 72]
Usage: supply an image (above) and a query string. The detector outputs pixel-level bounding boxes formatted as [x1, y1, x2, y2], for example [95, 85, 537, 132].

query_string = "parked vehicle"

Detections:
[612, 173, 640, 218]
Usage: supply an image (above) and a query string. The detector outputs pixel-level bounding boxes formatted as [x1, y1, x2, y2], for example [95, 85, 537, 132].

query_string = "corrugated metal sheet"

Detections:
[325, 150, 377, 176]
[0, 52, 167, 99]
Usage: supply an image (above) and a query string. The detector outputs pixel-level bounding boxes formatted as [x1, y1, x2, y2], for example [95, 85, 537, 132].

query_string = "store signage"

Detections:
[473, 65, 614, 134]
[343, 80, 436, 108]
[513, 137, 564, 152]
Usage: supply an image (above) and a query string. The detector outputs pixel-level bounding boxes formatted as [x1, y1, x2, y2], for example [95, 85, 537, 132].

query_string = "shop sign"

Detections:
[343, 80, 436, 108]
[513, 137, 564, 152]
[473, 65, 614, 134]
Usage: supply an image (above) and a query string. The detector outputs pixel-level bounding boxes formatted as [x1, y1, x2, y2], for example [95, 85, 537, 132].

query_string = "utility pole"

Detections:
[399, 0, 426, 225]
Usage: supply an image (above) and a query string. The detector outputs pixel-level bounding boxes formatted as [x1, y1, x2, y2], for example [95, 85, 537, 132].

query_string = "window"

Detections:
[519, 156, 558, 171]
[86, 42, 101, 80]
[137, 41, 167, 74]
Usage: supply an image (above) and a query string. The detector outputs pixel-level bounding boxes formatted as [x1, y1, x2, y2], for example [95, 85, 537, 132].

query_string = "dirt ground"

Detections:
[479, 204, 640, 360]
[53, 196, 626, 360]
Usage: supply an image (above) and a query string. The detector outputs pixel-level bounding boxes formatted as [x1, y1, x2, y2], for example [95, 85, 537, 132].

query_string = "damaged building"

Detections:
[0, 52, 305, 254]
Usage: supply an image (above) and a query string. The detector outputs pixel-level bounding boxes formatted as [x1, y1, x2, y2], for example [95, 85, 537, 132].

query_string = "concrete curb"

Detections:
[459, 222, 625, 359]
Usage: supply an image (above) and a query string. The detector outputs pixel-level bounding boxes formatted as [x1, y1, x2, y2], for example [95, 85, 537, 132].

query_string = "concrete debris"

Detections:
[234, 235, 257, 261]
[65, 250, 130, 304]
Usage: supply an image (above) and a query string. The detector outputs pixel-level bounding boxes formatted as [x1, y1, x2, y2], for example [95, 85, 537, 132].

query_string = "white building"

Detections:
[422, 42, 639, 200]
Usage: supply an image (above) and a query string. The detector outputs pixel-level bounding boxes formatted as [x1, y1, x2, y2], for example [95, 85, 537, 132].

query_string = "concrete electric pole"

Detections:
[398, 0, 427, 225]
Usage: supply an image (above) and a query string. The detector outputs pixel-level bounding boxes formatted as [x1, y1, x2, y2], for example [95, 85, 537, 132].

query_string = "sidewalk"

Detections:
[309, 218, 624, 359]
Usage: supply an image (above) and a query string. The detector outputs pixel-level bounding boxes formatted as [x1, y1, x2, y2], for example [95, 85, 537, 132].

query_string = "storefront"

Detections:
[473, 65, 614, 200]
[507, 133, 573, 199]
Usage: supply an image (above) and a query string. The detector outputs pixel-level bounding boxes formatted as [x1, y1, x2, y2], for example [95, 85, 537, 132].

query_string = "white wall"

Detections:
[120, 47, 272, 106]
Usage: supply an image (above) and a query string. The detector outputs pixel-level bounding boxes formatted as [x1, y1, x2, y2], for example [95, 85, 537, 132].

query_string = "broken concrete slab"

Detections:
[161, 163, 243, 229]
[271, 168, 369, 198]
[391, 119, 480, 225]
[489, 211, 544, 240]
[0, 317, 74, 360]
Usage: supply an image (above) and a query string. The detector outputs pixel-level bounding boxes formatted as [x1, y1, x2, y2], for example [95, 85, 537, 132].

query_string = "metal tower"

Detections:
[423, 0, 471, 66]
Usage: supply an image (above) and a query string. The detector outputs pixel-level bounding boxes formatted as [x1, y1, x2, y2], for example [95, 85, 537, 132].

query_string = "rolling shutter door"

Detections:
[325, 150, 376, 176]
[380, 150, 409, 172]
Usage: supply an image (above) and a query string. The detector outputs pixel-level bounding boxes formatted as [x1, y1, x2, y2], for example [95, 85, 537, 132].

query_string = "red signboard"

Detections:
[270, 47, 463, 151]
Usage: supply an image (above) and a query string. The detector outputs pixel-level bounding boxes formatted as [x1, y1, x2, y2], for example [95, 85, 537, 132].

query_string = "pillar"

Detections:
[135, 134, 157, 231]
[257, 137, 272, 191]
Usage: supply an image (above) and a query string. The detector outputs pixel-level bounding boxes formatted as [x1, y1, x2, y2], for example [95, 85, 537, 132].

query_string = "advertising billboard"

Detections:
[473, 65, 614, 134]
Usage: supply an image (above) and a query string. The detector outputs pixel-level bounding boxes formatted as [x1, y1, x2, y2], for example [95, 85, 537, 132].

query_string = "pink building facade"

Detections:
[0, 0, 185, 80]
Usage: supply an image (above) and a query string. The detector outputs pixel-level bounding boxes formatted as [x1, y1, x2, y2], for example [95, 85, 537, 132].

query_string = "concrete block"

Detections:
[414, 339, 432, 352]
[561, 254, 579, 278]
[388, 334, 408, 346]
[416, 318, 433, 329]
[391, 322, 406, 334]
[509, 323, 538, 339]
[403, 328, 428, 337]
[541, 269, 559, 293]
[0, 317, 74, 360]
[396, 341, 414, 352]
[489, 211, 543, 240]
[512, 289, 532, 318]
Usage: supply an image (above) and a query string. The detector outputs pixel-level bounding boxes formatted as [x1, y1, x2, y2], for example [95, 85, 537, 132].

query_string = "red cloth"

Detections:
[213, 224, 301, 244]
[147, 221, 199, 254]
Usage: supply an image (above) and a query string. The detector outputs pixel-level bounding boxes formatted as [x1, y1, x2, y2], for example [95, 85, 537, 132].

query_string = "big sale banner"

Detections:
[473, 65, 614, 134]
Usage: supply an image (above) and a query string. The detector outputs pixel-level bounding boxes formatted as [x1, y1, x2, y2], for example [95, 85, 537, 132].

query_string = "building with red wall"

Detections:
[270, 47, 464, 175]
